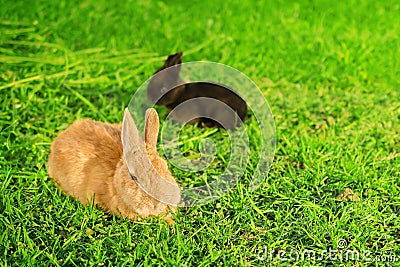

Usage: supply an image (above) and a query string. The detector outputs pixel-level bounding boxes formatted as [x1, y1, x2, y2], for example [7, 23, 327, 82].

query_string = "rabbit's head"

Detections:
[118, 108, 181, 210]
[147, 52, 185, 106]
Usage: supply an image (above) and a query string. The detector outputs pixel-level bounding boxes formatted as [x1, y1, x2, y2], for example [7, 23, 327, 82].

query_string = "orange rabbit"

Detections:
[47, 108, 180, 221]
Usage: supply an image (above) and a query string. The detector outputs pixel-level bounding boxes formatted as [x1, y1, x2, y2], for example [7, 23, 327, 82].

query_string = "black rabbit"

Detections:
[147, 52, 247, 130]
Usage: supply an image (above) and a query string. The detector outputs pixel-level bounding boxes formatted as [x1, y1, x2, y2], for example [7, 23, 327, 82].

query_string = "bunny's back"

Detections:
[47, 119, 123, 205]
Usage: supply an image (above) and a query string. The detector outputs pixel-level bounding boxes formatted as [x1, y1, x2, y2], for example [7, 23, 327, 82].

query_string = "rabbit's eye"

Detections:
[130, 173, 138, 181]
[161, 87, 168, 93]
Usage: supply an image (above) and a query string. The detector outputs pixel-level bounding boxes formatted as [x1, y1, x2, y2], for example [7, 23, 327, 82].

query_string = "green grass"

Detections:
[1, 0, 399, 266]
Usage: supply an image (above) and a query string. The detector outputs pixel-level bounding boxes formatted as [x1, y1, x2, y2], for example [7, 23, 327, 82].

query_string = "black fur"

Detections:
[147, 52, 247, 130]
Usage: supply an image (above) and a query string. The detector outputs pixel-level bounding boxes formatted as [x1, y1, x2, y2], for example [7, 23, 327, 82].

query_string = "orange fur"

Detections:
[47, 109, 180, 220]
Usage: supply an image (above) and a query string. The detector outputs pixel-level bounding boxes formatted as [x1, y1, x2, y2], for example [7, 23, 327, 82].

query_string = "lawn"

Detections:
[1, 0, 399, 266]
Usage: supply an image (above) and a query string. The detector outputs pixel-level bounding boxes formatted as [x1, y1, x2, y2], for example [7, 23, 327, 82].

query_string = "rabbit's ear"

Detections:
[164, 52, 183, 68]
[144, 108, 159, 149]
[153, 52, 182, 77]
[122, 108, 143, 155]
